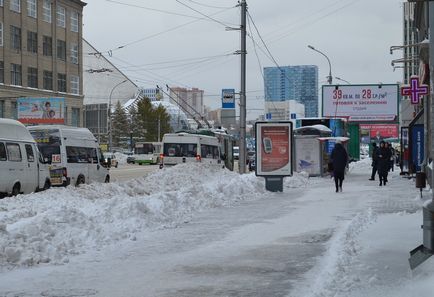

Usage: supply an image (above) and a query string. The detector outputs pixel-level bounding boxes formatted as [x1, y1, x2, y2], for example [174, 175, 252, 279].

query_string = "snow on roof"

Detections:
[0, 118, 35, 142]
[294, 124, 332, 132]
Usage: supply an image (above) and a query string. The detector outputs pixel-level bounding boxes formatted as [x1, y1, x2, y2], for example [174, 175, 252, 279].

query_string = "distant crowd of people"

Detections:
[369, 141, 396, 186]
[328, 139, 397, 193]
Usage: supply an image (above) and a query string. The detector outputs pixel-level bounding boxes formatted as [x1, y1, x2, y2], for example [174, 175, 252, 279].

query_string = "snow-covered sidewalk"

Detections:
[0, 159, 432, 297]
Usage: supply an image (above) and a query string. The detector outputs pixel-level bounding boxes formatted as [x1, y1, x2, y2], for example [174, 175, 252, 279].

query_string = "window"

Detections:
[27, 0, 36, 18]
[43, 70, 53, 90]
[0, 143, 6, 161]
[71, 11, 79, 32]
[72, 108, 80, 127]
[10, 0, 20, 13]
[11, 101, 17, 119]
[56, 6, 65, 28]
[0, 22, 3, 46]
[0, 0, 3, 6]
[201, 145, 220, 159]
[10, 63, 22, 86]
[57, 73, 66, 92]
[10, 25, 21, 50]
[43, 0, 51, 23]
[0, 61, 3, 83]
[6, 143, 22, 162]
[25, 144, 35, 162]
[0, 101, 4, 118]
[43, 35, 52, 56]
[163, 143, 197, 157]
[27, 67, 38, 88]
[70, 75, 79, 94]
[66, 146, 97, 163]
[27, 31, 37, 53]
[57, 39, 66, 60]
[70, 43, 78, 64]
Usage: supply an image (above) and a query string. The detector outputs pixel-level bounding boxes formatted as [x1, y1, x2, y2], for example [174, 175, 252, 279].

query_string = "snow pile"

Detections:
[0, 163, 309, 268]
[295, 209, 377, 297]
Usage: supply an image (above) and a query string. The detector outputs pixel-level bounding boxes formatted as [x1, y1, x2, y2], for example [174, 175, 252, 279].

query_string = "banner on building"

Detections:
[359, 124, 399, 139]
[221, 89, 235, 109]
[322, 84, 398, 122]
[255, 121, 293, 176]
[18, 97, 65, 124]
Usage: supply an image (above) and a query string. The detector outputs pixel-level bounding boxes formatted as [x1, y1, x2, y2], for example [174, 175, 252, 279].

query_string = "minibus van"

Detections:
[160, 132, 223, 168]
[0, 119, 50, 196]
[28, 125, 110, 186]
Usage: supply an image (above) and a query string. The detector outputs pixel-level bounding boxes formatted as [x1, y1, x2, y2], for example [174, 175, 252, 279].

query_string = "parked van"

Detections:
[28, 125, 110, 186]
[0, 119, 51, 196]
[160, 132, 223, 168]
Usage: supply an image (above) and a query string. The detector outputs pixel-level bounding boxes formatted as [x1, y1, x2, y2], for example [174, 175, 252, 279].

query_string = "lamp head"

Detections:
[308, 45, 315, 50]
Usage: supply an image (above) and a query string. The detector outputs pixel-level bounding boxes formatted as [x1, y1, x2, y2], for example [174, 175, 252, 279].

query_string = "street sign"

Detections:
[221, 89, 235, 109]
[401, 76, 429, 105]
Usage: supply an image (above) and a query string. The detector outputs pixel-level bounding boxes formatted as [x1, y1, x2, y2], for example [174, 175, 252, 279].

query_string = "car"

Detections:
[103, 153, 118, 168]
[127, 156, 136, 164]
[233, 146, 240, 160]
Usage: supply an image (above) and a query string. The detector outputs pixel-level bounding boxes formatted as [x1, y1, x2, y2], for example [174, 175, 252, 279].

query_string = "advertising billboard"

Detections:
[221, 89, 235, 109]
[18, 97, 65, 124]
[255, 121, 293, 176]
[322, 84, 398, 122]
[412, 124, 424, 172]
[359, 124, 399, 139]
[294, 137, 320, 176]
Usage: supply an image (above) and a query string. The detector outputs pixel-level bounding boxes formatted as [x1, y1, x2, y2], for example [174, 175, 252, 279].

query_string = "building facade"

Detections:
[264, 65, 318, 117]
[264, 100, 305, 123]
[0, 0, 86, 126]
[169, 87, 204, 119]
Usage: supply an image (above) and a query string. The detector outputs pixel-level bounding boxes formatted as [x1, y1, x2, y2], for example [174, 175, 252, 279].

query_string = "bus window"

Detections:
[30, 129, 61, 164]
[164, 143, 197, 157]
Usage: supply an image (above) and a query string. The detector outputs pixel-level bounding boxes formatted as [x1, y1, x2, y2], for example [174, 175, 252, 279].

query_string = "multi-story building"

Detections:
[264, 65, 318, 117]
[264, 100, 305, 124]
[0, 0, 87, 126]
[169, 87, 204, 119]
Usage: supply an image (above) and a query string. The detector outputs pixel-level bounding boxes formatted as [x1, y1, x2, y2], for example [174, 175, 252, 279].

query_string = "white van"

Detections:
[28, 125, 110, 186]
[0, 119, 51, 196]
[160, 132, 223, 168]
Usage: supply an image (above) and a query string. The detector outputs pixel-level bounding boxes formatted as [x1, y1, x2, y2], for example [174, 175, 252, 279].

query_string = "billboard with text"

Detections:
[18, 97, 65, 124]
[322, 84, 398, 122]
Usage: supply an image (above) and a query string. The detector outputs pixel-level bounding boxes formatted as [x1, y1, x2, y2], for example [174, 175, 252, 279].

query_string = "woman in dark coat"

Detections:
[377, 141, 391, 186]
[330, 141, 348, 192]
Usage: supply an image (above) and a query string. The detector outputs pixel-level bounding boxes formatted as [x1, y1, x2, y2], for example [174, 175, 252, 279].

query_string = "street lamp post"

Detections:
[335, 76, 351, 84]
[308, 45, 332, 85]
[108, 79, 128, 152]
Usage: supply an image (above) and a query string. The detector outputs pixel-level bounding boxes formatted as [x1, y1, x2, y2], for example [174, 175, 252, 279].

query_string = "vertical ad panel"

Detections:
[255, 121, 293, 176]
[412, 124, 424, 172]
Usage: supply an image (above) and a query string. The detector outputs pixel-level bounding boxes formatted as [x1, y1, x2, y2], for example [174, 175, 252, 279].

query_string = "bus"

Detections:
[133, 142, 162, 165]
[160, 133, 223, 168]
[28, 125, 110, 186]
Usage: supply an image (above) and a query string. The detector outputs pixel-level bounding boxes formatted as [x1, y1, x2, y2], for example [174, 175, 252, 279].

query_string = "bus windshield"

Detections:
[135, 143, 154, 155]
[29, 129, 61, 164]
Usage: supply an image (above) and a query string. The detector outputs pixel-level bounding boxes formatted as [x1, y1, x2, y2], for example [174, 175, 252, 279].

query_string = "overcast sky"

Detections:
[83, 0, 404, 120]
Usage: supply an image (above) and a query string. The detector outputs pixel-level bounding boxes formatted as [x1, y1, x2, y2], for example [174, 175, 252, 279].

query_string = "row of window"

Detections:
[0, 141, 34, 163]
[0, 23, 79, 64]
[1, 0, 80, 32]
[0, 61, 79, 94]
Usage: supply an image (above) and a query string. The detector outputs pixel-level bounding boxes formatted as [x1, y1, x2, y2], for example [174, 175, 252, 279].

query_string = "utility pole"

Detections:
[239, 0, 247, 174]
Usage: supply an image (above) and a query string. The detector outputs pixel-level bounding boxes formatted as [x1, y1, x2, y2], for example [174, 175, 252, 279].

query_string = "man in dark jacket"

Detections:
[331, 140, 349, 192]
[369, 142, 379, 180]
[377, 141, 391, 186]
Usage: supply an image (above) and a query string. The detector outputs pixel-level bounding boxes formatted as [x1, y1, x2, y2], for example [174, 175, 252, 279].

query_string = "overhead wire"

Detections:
[175, 0, 237, 28]
[184, 0, 235, 10]
[86, 4, 236, 55]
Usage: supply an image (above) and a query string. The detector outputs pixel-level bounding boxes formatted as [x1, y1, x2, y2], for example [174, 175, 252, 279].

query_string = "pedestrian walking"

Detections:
[330, 140, 349, 192]
[377, 141, 391, 186]
[388, 142, 395, 172]
[369, 142, 379, 180]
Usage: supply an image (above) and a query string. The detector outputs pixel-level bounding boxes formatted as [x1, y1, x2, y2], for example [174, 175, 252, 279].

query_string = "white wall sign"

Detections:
[322, 84, 398, 122]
